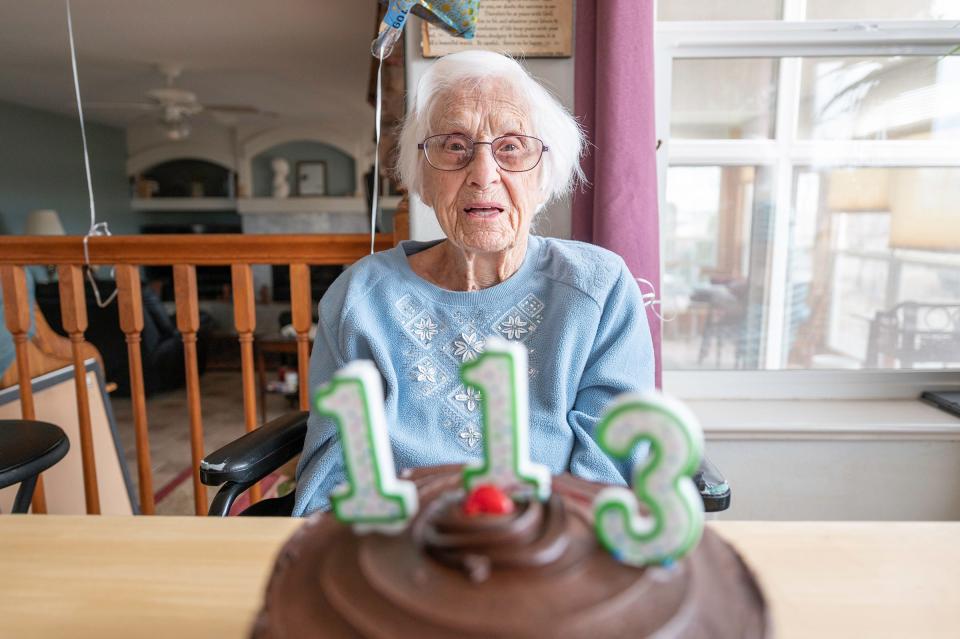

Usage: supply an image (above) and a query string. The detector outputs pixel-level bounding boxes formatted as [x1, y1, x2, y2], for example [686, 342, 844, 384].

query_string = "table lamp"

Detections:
[24, 209, 65, 236]
[888, 168, 960, 252]
[23, 209, 65, 281]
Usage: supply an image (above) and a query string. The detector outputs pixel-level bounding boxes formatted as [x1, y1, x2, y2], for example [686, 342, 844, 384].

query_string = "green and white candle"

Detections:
[593, 391, 704, 566]
[460, 337, 551, 501]
[315, 360, 417, 533]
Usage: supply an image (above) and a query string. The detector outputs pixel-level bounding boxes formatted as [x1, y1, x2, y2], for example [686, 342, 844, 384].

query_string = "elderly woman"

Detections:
[293, 50, 653, 516]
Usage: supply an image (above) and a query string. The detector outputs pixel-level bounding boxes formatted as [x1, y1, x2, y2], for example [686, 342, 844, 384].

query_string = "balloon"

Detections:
[410, 0, 480, 39]
[373, 0, 480, 58]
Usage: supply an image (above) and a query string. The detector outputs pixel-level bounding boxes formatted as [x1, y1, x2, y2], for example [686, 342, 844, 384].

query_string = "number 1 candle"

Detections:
[593, 391, 704, 566]
[315, 360, 417, 533]
[460, 337, 551, 500]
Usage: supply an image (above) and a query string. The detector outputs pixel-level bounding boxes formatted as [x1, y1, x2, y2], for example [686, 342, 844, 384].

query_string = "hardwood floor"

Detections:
[110, 371, 296, 515]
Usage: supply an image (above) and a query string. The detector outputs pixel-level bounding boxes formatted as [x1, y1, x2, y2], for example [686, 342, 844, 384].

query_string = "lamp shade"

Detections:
[888, 168, 960, 251]
[24, 209, 66, 236]
[827, 168, 890, 212]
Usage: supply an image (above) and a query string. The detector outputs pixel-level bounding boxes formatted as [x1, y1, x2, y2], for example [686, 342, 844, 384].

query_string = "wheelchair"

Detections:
[200, 410, 732, 517]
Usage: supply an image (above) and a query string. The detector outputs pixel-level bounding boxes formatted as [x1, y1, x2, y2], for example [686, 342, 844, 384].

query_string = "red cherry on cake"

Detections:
[462, 484, 515, 516]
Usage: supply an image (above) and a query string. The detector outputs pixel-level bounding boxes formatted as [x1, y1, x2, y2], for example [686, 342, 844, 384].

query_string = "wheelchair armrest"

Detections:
[200, 411, 308, 487]
[695, 455, 731, 513]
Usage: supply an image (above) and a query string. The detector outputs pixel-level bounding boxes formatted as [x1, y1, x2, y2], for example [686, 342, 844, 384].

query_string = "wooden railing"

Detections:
[0, 209, 408, 515]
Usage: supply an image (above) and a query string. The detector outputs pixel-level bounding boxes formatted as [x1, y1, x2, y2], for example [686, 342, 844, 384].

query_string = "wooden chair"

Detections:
[865, 302, 960, 368]
[0, 304, 103, 390]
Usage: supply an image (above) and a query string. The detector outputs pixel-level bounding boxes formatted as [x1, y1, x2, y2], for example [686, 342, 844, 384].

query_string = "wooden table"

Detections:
[0, 517, 958, 638]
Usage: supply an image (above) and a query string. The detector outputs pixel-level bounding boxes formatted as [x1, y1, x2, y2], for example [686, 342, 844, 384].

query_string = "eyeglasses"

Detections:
[418, 134, 548, 172]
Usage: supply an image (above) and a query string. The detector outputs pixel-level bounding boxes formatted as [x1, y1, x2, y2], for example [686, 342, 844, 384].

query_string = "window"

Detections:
[658, 0, 960, 21]
[656, 3, 960, 380]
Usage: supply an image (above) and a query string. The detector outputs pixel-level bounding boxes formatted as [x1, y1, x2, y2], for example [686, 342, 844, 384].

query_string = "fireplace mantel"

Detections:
[236, 196, 401, 216]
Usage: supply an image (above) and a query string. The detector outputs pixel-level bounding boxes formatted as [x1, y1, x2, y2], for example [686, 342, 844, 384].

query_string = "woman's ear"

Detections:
[535, 165, 551, 210]
[534, 182, 550, 213]
[418, 186, 434, 211]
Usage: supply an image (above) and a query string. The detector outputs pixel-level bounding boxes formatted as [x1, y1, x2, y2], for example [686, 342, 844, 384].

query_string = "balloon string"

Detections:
[370, 40, 386, 255]
[66, 0, 116, 308]
[635, 277, 675, 323]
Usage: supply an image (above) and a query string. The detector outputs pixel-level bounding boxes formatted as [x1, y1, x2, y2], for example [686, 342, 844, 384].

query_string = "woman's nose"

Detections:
[466, 144, 501, 188]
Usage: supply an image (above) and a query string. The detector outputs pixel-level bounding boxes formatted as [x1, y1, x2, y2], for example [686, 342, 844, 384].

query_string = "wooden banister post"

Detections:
[57, 265, 101, 515]
[289, 264, 313, 411]
[173, 265, 207, 516]
[115, 265, 155, 515]
[0, 265, 46, 513]
[231, 264, 261, 504]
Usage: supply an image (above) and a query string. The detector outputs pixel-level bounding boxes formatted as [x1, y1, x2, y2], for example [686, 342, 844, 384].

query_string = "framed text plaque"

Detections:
[422, 0, 572, 58]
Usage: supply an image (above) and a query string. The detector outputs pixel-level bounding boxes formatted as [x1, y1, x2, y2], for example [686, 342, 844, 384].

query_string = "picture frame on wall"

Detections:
[296, 161, 327, 196]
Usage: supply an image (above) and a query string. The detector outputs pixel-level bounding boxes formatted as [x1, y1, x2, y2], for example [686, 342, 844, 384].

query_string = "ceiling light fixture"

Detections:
[162, 118, 191, 141]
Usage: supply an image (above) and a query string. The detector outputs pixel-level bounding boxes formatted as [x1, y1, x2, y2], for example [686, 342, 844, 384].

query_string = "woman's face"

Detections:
[419, 80, 545, 255]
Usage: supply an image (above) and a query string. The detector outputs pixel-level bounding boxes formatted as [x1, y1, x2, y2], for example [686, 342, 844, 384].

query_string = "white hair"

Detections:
[396, 50, 585, 207]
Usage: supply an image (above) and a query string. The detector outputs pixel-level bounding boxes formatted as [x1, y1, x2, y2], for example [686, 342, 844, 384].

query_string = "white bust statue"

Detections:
[271, 157, 290, 198]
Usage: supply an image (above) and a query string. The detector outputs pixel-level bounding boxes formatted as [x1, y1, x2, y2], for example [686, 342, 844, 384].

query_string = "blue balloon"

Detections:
[374, 0, 479, 58]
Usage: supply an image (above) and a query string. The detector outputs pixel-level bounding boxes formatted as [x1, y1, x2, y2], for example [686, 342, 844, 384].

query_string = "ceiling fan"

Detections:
[85, 63, 275, 140]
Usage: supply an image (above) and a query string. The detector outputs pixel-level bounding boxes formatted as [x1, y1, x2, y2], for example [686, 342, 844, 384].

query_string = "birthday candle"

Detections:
[315, 360, 417, 533]
[460, 337, 551, 500]
[593, 391, 704, 566]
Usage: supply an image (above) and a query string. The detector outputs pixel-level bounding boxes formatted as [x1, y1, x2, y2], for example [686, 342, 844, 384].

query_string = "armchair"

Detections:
[34, 278, 209, 396]
[200, 412, 731, 517]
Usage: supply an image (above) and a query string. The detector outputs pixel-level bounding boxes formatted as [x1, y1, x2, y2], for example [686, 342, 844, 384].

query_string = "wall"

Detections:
[706, 437, 960, 521]
[403, 16, 576, 241]
[0, 100, 133, 235]
[251, 141, 357, 197]
[683, 395, 960, 521]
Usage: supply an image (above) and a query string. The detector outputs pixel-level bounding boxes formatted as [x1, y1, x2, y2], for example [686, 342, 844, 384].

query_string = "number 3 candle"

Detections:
[314, 360, 417, 533]
[460, 337, 551, 500]
[593, 391, 704, 566]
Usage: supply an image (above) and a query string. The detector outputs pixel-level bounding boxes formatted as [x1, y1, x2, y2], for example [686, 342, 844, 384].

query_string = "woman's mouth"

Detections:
[463, 202, 506, 219]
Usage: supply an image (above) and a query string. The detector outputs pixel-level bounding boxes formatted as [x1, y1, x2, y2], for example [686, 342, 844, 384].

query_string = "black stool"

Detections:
[0, 420, 70, 514]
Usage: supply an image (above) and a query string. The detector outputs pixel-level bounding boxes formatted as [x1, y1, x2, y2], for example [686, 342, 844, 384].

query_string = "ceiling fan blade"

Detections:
[148, 87, 198, 105]
[205, 104, 277, 116]
[84, 101, 157, 110]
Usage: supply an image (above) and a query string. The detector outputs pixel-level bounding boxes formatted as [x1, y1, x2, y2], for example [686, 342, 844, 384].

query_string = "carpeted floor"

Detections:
[110, 371, 297, 515]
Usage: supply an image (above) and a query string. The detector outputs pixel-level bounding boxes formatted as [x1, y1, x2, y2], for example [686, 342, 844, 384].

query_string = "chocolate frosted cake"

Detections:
[252, 465, 769, 639]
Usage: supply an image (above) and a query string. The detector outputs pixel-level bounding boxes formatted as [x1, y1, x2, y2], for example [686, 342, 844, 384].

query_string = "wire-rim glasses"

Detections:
[418, 134, 548, 172]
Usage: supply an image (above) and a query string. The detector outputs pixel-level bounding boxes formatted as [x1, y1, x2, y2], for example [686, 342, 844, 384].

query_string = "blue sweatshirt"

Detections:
[293, 235, 654, 516]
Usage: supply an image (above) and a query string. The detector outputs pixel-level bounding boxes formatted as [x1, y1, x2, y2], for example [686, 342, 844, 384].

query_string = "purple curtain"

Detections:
[573, 0, 661, 387]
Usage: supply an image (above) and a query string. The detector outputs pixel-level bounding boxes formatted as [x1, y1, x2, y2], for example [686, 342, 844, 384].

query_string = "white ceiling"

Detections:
[0, 0, 379, 134]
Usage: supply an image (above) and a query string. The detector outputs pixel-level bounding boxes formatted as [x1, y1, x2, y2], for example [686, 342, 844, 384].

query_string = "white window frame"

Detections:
[654, 17, 960, 399]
